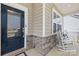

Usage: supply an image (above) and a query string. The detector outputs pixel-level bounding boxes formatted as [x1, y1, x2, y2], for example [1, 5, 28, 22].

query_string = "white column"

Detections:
[42, 3, 45, 37]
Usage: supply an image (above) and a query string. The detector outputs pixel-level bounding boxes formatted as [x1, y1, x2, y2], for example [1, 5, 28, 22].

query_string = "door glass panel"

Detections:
[7, 10, 21, 38]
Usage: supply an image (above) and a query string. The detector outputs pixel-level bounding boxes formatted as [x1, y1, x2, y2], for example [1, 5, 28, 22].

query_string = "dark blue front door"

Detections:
[1, 4, 24, 55]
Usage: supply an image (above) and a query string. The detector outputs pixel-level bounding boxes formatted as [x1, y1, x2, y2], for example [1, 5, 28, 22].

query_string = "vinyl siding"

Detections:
[32, 3, 43, 37]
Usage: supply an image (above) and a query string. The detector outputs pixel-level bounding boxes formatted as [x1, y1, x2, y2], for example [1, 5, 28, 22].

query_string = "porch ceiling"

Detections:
[54, 3, 79, 16]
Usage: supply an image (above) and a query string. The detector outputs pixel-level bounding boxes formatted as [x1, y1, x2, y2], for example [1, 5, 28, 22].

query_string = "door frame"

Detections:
[1, 3, 28, 49]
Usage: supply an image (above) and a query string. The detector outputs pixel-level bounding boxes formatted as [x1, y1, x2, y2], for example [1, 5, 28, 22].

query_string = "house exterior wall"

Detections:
[20, 3, 43, 37]
[45, 3, 62, 36]
[45, 3, 53, 36]
[32, 3, 43, 37]
[0, 3, 59, 55]
[20, 3, 63, 37]
[19, 3, 33, 35]
[20, 3, 57, 37]
[20, 4, 58, 55]
[20, 3, 43, 50]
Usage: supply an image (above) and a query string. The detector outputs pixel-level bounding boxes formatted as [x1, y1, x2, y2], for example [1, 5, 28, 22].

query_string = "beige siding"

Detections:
[19, 3, 33, 35]
[19, 3, 43, 36]
[45, 3, 53, 36]
[32, 3, 43, 37]
[20, 3, 54, 37]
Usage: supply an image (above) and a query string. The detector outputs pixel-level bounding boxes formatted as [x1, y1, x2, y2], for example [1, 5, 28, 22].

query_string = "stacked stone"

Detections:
[33, 35, 57, 55]
[27, 34, 58, 55]
[27, 35, 34, 50]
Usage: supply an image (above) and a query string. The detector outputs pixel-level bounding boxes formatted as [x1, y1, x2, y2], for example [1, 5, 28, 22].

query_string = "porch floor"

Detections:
[25, 47, 79, 56]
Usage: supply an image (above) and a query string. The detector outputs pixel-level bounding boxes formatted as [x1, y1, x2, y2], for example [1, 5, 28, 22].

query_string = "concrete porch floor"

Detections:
[25, 47, 79, 56]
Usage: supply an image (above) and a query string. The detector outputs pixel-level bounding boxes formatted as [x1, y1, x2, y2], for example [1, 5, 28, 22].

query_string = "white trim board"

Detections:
[42, 3, 45, 37]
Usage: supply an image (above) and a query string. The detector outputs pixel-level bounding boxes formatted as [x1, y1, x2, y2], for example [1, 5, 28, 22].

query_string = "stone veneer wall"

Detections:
[27, 34, 58, 55]
[26, 35, 34, 50]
